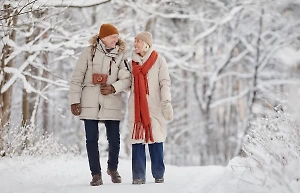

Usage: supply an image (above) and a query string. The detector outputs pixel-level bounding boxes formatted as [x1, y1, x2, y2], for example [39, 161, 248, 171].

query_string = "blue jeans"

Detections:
[132, 143, 165, 181]
[84, 120, 120, 176]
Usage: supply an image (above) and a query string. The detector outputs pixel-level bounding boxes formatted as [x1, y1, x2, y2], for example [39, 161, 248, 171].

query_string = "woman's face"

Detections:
[101, 34, 119, 49]
[134, 38, 144, 54]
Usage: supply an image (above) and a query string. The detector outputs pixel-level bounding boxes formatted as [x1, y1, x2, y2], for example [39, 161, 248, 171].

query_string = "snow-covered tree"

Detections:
[1, 0, 300, 166]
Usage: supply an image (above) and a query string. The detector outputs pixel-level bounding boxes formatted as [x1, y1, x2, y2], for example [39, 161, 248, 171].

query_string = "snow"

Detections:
[2, 154, 298, 193]
[275, 47, 300, 67]
[0, 155, 225, 193]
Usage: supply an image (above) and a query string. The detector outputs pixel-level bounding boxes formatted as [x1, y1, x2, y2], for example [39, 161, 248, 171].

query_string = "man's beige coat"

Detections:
[69, 36, 130, 120]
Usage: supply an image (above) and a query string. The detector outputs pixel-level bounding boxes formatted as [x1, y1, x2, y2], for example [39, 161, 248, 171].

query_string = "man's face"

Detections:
[101, 34, 119, 49]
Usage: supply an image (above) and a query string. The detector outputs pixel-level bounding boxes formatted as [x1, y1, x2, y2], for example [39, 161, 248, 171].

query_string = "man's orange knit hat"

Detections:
[99, 23, 119, 39]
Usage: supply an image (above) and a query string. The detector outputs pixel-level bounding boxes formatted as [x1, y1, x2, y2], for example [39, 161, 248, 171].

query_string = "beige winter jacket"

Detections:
[69, 35, 131, 120]
[128, 47, 171, 144]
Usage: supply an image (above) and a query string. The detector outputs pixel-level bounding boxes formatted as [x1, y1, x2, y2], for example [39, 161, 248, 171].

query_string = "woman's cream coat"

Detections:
[69, 35, 131, 120]
[128, 47, 172, 144]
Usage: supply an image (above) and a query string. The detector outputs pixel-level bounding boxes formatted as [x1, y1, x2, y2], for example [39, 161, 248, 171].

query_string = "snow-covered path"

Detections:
[0, 155, 225, 193]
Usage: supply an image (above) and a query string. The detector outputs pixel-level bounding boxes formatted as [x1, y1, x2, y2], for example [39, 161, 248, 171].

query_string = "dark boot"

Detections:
[155, 178, 164, 183]
[90, 174, 103, 186]
[132, 178, 145, 184]
[107, 169, 122, 183]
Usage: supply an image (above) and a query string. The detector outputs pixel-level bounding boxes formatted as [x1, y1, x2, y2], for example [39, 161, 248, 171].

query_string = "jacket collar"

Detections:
[97, 40, 119, 57]
[132, 46, 155, 64]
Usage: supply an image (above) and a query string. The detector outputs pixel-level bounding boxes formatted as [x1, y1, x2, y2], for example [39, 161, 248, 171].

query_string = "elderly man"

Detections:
[69, 23, 130, 186]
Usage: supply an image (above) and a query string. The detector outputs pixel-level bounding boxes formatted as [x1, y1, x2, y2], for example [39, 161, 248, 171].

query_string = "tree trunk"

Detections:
[22, 31, 31, 127]
[41, 33, 49, 134]
[0, 4, 18, 154]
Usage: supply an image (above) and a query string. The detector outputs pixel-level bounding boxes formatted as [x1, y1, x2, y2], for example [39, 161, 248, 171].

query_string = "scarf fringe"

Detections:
[132, 122, 154, 143]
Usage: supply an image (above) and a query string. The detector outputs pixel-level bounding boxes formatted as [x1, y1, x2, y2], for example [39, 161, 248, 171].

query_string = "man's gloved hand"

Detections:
[162, 101, 173, 121]
[100, 84, 115, 95]
[70, 103, 81, 116]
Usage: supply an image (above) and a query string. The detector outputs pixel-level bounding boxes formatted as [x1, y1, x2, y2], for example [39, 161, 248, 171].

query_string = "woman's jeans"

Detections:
[132, 142, 165, 181]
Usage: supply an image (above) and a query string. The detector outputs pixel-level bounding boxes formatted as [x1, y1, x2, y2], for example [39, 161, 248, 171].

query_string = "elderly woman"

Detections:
[127, 31, 173, 184]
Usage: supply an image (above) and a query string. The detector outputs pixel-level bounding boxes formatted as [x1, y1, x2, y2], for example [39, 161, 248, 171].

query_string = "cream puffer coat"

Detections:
[128, 47, 172, 144]
[69, 35, 131, 120]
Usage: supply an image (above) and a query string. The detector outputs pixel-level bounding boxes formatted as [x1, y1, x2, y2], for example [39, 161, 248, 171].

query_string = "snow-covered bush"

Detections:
[1, 122, 79, 157]
[225, 106, 300, 193]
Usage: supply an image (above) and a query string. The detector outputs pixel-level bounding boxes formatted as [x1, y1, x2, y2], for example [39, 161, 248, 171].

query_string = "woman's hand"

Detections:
[162, 101, 173, 121]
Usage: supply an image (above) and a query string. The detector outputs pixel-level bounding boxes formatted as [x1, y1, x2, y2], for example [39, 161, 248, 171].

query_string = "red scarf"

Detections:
[131, 51, 158, 143]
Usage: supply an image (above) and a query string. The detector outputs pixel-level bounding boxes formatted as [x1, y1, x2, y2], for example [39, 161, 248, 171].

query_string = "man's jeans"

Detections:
[84, 120, 120, 176]
[132, 143, 165, 181]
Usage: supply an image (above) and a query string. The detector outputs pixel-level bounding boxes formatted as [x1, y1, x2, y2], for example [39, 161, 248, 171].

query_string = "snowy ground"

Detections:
[1, 155, 297, 193]
[0, 155, 226, 193]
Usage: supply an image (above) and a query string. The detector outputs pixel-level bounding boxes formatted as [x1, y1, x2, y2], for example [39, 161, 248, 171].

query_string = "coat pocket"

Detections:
[103, 94, 122, 110]
[81, 86, 98, 107]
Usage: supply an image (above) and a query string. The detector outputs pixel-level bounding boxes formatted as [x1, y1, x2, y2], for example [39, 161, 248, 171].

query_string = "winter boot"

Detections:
[107, 169, 122, 183]
[90, 174, 103, 186]
[155, 178, 164, 183]
[132, 178, 145, 184]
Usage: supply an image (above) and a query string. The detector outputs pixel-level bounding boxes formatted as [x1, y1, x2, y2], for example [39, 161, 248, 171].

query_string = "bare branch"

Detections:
[41, 0, 111, 8]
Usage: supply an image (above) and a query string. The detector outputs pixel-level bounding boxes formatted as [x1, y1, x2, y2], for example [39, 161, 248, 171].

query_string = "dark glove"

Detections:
[100, 84, 115, 95]
[70, 103, 81, 116]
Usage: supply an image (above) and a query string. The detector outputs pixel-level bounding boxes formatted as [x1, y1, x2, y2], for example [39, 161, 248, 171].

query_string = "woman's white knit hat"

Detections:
[135, 31, 153, 47]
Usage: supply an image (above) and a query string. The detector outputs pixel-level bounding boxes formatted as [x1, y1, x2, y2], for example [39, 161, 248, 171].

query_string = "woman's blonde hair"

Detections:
[142, 41, 150, 52]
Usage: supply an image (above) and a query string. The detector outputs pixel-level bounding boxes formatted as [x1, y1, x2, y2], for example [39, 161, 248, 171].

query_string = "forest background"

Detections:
[1, 0, 300, 168]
